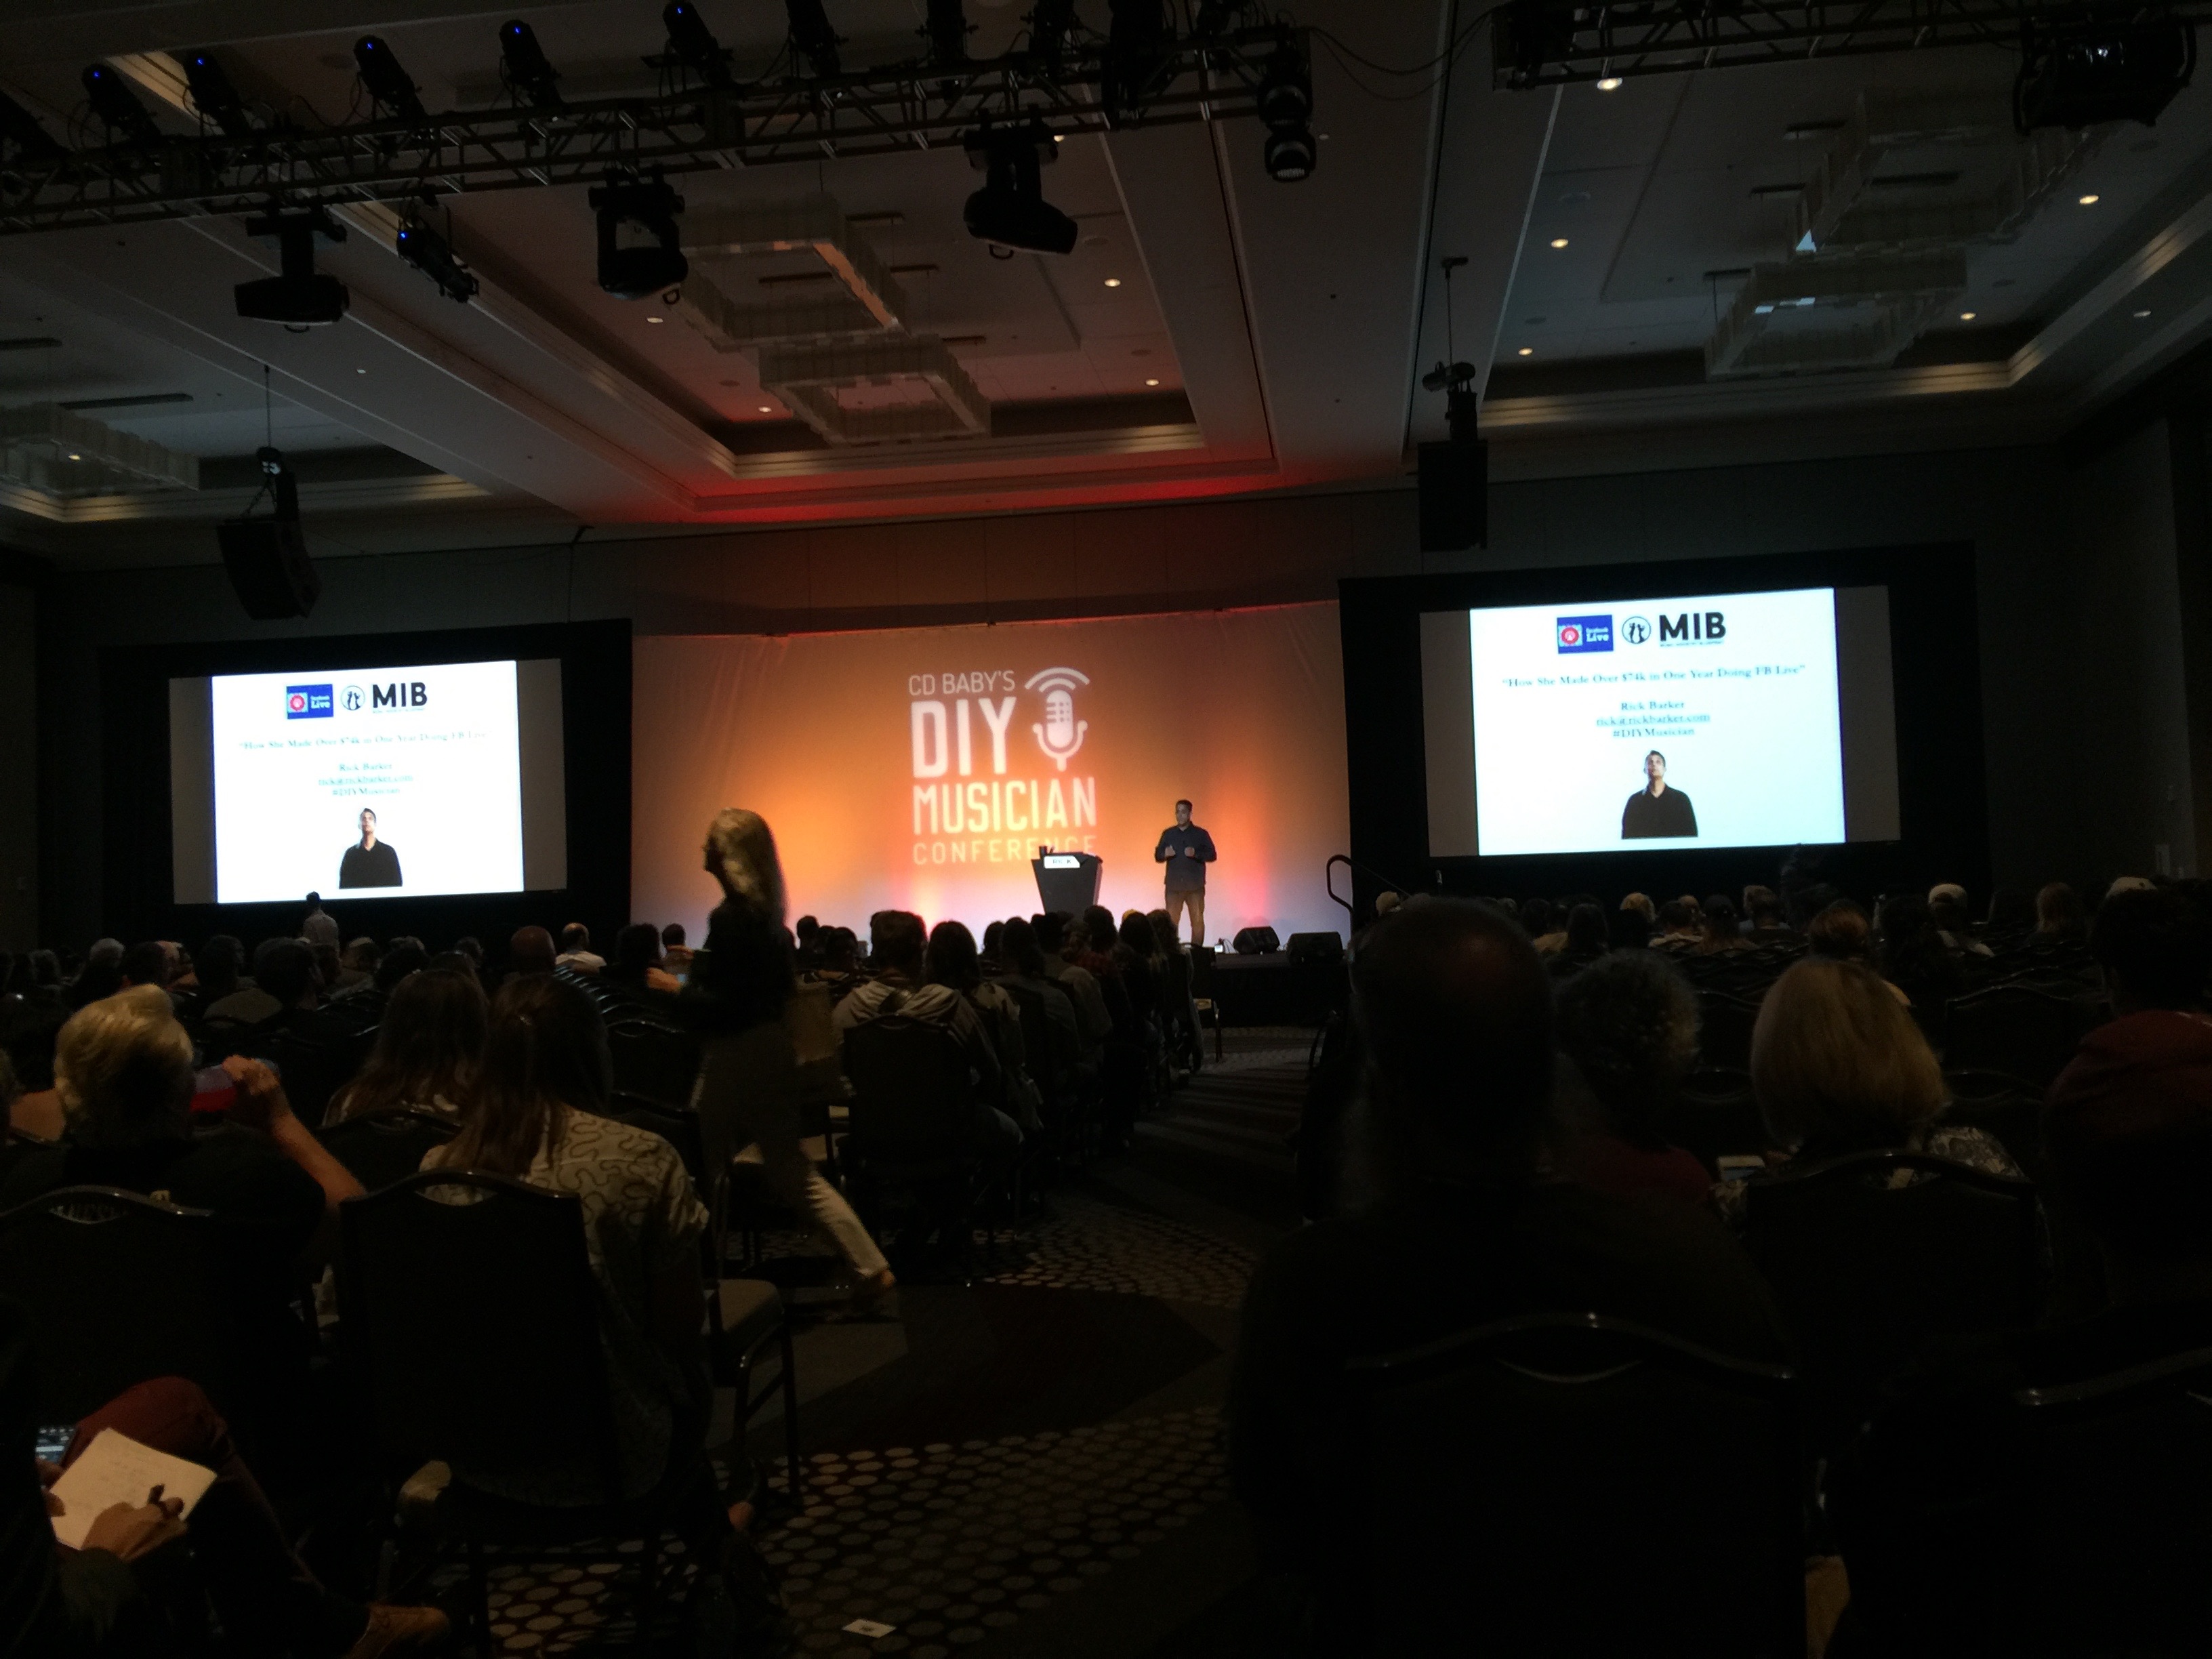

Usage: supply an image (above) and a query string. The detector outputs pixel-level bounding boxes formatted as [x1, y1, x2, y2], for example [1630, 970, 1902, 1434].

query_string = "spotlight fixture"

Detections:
[1105, 0, 1169, 122]
[499, 20, 564, 110]
[926, 0, 971, 68]
[81, 64, 161, 146]
[177, 50, 255, 138]
[396, 218, 479, 303]
[1419, 257, 1485, 551]
[663, 2, 735, 88]
[0, 90, 68, 163]
[2017, 18, 2196, 132]
[234, 205, 350, 326]
[785, 0, 844, 79]
[1257, 40, 1316, 182]
[1026, 0, 1077, 69]
[590, 169, 688, 299]
[962, 120, 1078, 255]
[353, 35, 426, 121]
[1193, 1, 1248, 36]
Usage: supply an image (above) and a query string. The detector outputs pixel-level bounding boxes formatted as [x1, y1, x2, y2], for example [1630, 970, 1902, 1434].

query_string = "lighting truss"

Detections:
[1492, 0, 2212, 89]
[0, 29, 1296, 237]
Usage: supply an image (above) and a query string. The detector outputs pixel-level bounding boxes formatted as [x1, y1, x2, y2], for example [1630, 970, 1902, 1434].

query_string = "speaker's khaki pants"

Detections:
[1166, 888, 1206, 946]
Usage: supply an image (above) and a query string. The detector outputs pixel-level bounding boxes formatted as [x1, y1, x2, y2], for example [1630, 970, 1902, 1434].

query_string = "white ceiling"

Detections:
[0, 0, 2207, 563]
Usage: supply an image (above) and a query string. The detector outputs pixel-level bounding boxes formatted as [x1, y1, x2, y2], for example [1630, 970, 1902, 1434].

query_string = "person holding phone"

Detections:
[1154, 799, 1217, 947]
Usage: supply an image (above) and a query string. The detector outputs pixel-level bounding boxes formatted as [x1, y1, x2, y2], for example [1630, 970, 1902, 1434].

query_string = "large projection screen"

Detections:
[1419, 584, 1901, 859]
[632, 605, 1351, 942]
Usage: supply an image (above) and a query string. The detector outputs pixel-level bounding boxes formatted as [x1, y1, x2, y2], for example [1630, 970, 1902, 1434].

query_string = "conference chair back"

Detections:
[1695, 992, 1763, 1071]
[1742, 1150, 2041, 1453]
[1842, 1345, 2212, 1654]
[315, 1106, 458, 1192]
[997, 980, 1063, 1118]
[1660, 1067, 1765, 1177]
[1940, 1069, 2049, 1183]
[1940, 983, 2096, 1086]
[338, 1169, 624, 1504]
[605, 1019, 700, 1111]
[842, 1015, 977, 1170]
[0, 1185, 228, 1422]
[610, 1092, 722, 1274]
[1345, 1312, 1801, 1658]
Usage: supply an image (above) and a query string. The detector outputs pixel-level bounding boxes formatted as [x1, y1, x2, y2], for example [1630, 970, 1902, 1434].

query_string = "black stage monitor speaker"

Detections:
[1418, 438, 1487, 552]
[218, 518, 321, 619]
[1286, 930, 1344, 964]
[1232, 926, 1280, 955]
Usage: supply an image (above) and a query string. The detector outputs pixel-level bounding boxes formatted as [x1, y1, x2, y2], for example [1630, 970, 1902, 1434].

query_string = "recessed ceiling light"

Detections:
[1144, 377, 1160, 386]
[356, 367, 367, 374]
[1052, 134, 1063, 142]
[1959, 310, 1976, 321]
[1518, 347, 1534, 356]
[1103, 278, 1122, 287]
[1597, 76, 1622, 90]
[2079, 193, 2100, 205]
[2135, 308, 2152, 319]
[758, 404, 773, 412]
[646, 314, 665, 323]
[65, 452, 79, 460]
[1549, 238, 1569, 249]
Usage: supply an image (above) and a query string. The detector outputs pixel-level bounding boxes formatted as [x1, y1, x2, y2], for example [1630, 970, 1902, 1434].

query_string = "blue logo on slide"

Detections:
[285, 684, 333, 719]
[1556, 615, 1613, 654]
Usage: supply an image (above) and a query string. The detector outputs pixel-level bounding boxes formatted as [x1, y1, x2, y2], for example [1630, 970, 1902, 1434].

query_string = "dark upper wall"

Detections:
[35, 443, 2109, 945]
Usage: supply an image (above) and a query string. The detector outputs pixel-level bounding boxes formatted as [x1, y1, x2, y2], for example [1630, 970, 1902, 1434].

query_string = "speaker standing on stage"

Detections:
[338, 806, 403, 888]
[1155, 799, 1217, 945]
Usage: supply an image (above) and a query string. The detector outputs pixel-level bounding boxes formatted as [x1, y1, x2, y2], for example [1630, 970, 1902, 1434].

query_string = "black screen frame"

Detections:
[102, 619, 630, 949]
[1340, 545, 1987, 914]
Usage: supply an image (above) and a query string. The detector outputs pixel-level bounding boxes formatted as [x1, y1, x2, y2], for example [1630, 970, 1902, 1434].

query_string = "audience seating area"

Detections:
[3, 874, 2207, 1656]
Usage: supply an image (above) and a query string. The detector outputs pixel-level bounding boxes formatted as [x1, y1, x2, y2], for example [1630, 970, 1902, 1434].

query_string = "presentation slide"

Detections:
[1463, 588, 1847, 857]
[203, 660, 525, 903]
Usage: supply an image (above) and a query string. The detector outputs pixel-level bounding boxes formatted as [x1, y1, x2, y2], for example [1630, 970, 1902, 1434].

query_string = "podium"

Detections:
[1031, 851, 1101, 914]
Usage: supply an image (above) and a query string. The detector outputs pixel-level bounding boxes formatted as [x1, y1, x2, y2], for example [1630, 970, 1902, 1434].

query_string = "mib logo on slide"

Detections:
[285, 684, 333, 720]
[1658, 611, 1727, 646]
[1555, 615, 1613, 655]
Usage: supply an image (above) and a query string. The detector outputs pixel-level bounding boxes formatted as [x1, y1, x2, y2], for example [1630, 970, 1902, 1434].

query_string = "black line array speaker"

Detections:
[218, 518, 322, 619]
[1418, 438, 1487, 552]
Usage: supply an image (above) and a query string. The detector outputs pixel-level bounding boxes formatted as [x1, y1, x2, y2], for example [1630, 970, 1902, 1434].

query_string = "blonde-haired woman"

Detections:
[686, 810, 895, 1305]
[1711, 958, 2019, 1224]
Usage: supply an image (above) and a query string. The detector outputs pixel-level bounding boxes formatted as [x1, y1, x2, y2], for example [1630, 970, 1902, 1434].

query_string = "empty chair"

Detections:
[1941, 983, 2093, 1086]
[0, 1185, 228, 1421]
[1345, 1313, 1801, 1656]
[1742, 1151, 2040, 1453]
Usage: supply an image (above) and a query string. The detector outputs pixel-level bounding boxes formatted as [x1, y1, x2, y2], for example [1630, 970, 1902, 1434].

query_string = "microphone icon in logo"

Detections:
[1026, 667, 1091, 772]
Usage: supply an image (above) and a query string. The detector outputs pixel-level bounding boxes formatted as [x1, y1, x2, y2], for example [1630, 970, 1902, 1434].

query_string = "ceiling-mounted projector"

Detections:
[234, 205, 349, 326]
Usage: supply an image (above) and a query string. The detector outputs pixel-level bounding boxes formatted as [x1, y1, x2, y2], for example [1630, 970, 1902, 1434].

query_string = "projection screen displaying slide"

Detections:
[1420, 586, 1901, 858]
[168, 657, 569, 903]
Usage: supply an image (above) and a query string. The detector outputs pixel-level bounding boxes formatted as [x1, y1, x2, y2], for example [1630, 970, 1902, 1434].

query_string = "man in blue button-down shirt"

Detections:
[1155, 799, 1217, 945]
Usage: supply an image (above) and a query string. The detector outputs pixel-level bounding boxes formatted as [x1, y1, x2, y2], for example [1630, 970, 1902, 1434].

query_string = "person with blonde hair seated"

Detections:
[1711, 956, 2018, 1225]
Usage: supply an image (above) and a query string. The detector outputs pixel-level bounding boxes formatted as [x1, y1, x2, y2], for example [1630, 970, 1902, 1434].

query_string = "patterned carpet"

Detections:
[432, 1040, 1313, 1655]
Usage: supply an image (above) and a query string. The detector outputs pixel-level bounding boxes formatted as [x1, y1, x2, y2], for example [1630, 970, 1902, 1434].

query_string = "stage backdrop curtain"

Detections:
[632, 603, 1350, 945]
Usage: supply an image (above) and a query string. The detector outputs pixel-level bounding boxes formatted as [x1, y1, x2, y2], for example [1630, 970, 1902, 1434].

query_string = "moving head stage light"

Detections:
[963, 121, 1078, 255]
[235, 205, 350, 326]
[396, 218, 479, 303]
[179, 51, 257, 139]
[2017, 16, 2196, 131]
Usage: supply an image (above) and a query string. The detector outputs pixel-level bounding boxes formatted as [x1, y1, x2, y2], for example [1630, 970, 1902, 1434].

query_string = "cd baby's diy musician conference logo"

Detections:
[907, 665, 1099, 867]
